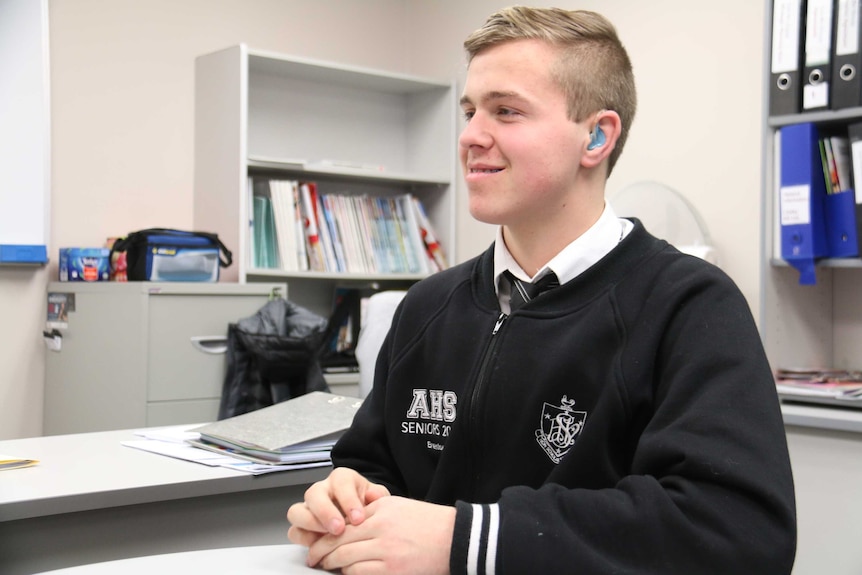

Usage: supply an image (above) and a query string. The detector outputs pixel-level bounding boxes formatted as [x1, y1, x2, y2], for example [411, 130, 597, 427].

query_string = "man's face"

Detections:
[459, 39, 591, 230]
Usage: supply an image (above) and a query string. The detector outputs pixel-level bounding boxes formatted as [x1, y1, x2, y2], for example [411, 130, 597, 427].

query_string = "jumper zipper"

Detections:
[473, 313, 507, 406]
[467, 312, 507, 494]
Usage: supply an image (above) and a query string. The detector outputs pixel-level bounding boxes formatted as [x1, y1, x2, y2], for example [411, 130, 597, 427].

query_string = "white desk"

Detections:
[34, 545, 316, 574]
[0, 428, 330, 575]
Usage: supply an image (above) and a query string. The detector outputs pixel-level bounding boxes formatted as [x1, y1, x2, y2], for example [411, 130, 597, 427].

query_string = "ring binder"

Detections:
[802, 0, 835, 111]
[770, 0, 807, 116]
[832, 0, 862, 109]
[779, 122, 829, 284]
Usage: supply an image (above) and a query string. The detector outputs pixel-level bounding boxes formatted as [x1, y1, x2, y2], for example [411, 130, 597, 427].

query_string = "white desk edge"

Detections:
[0, 427, 330, 522]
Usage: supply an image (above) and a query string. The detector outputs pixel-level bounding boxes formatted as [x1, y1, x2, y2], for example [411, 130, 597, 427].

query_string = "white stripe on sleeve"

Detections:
[467, 503, 483, 575]
[485, 504, 500, 575]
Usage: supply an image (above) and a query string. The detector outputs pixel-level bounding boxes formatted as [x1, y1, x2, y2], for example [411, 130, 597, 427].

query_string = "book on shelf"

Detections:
[321, 193, 346, 272]
[373, 196, 397, 272]
[251, 180, 280, 269]
[294, 182, 309, 271]
[314, 189, 338, 273]
[355, 196, 379, 273]
[337, 194, 366, 274]
[315, 192, 429, 274]
[268, 179, 302, 272]
[353, 196, 378, 273]
[818, 129, 859, 258]
[248, 178, 449, 276]
[394, 195, 424, 274]
[188, 391, 363, 465]
[300, 182, 327, 272]
[828, 136, 851, 194]
[413, 196, 449, 272]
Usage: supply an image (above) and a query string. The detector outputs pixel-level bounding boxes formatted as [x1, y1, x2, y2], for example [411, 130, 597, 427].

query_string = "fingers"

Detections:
[288, 468, 390, 540]
[304, 497, 455, 574]
[314, 537, 382, 573]
[286, 523, 323, 547]
[309, 468, 364, 533]
[286, 500, 326, 535]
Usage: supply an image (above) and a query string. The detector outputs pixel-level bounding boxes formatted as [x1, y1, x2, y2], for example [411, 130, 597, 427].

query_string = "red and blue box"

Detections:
[58, 248, 111, 282]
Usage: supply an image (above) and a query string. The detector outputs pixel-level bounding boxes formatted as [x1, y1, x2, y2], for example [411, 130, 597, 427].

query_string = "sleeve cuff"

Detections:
[450, 500, 473, 575]
[450, 501, 500, 575]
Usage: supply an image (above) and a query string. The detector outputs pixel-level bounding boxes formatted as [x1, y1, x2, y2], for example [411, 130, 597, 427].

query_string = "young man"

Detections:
[287, 7, 797, 574]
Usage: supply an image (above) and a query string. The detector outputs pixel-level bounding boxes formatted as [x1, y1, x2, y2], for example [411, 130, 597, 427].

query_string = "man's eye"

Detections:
[462, 110, 475, 122]
[497, 107, 520, 118]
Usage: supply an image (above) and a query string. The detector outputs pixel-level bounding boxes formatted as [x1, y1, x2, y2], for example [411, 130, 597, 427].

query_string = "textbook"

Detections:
[189, 391, 363, 464]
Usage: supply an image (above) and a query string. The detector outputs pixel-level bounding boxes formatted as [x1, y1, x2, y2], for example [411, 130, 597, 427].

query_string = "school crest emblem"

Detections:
[535, 395, 586, 464]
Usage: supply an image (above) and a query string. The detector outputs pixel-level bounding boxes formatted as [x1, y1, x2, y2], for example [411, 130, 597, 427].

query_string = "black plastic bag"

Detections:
[218, 298, 329, 419]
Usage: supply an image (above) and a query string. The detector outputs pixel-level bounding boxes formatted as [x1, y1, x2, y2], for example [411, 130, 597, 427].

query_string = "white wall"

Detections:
[0, 0, 767, 434]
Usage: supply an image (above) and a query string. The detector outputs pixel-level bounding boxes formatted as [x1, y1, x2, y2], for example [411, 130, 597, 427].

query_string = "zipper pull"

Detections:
[492, 313, 507, 335]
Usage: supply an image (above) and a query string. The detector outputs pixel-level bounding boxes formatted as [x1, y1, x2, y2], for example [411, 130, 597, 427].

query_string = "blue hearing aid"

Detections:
[587, 125, 606, 150]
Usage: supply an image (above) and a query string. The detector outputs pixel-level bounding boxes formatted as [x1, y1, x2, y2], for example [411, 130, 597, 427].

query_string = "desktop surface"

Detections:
[0, 427, 329, 575]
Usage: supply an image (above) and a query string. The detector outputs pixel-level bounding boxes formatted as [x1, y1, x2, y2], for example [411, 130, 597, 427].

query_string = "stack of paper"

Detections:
[188, 391, 363, 465]
[775, 368, 862, 401]
[122, 426, 324, 475]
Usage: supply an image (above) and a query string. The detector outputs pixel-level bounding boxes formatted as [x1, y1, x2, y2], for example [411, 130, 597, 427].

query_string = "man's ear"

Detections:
[581, 110, 621, 169]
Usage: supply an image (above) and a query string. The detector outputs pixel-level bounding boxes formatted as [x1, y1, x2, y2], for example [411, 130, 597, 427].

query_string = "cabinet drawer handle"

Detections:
[190, 336, 228, 354]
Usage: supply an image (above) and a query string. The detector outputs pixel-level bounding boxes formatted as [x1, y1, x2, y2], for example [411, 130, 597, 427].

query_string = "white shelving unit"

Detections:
[763, 3, 862, 571]
[760, 0, 862, 383]
[761, 1, 862, 401]
[762, 113, 862, 376]
[193, 44, 457, 317]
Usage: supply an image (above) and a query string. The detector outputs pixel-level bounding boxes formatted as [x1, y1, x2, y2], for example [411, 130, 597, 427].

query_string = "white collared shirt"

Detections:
[494, 203, 633, 312]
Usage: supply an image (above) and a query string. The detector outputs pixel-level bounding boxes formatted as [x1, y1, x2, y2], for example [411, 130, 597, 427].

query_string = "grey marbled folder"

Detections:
[189, 392, 363, 462]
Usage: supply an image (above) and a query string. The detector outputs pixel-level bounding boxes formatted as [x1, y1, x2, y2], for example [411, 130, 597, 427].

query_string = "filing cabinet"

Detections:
[43, 282, 286, 434]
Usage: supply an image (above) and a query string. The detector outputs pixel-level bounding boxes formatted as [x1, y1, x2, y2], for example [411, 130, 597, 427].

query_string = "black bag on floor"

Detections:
[219, 298, 329, 419]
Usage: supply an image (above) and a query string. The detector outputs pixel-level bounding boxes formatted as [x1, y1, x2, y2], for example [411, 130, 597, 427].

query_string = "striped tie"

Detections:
[504, 270, 560, 311]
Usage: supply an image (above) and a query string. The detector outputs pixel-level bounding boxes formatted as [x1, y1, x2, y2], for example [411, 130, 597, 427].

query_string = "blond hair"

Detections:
[464, 6, 637, 175]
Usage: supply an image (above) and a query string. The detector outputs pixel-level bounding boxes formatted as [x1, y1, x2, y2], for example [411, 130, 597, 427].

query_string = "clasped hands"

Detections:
[287, 467, 455, 574]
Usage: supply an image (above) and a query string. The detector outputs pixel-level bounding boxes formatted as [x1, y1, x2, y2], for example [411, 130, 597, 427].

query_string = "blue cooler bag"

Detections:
[112, 228, 232, 282]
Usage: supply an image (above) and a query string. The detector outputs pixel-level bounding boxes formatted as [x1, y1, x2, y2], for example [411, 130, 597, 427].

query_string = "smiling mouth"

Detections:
[470, 168, 502, 173]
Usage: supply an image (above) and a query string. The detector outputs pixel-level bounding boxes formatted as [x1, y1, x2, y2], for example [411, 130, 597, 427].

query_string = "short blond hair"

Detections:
[464, 6, 637, 175]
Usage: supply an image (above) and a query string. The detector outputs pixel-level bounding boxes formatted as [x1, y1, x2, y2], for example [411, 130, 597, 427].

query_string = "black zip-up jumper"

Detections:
[333, 220, 797, 574]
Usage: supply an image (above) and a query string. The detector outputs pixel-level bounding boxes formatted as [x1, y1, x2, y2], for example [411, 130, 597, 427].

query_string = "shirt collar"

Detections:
[494, 203, 632, 294]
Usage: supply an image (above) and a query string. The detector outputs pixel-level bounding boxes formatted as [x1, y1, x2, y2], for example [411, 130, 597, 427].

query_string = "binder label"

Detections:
[805, 0, 835, 65]
[852, 139, 862, 203]
[772, 0, 804, 73]
[803, 83, 830, 108]
[836, 0, 860, 56]
[781, 184, 812, 225]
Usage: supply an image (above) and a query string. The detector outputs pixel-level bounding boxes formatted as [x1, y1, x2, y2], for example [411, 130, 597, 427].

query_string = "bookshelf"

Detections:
[763, 2, 862, 571]
[193, 44, 456, 318]
[761, 23, 862, 381]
